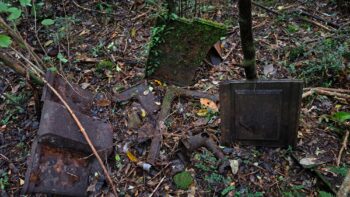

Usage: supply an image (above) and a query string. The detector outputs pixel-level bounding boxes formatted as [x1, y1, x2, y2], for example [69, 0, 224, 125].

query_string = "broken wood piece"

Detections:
[147, 87, 176, 164]
[302, 88, 350, 100]
[146, 17, 227, 86]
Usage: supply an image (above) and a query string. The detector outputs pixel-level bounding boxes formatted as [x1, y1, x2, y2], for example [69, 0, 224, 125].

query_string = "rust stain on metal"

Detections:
[23, 72, 114, 196]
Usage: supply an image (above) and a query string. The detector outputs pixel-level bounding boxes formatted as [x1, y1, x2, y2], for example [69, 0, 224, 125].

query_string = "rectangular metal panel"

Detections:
[220, 79, 303, 147]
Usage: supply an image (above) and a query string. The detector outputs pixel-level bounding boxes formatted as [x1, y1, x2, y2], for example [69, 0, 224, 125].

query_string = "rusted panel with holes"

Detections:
[220, 80, 303, 147]
[23, 72, 113, 196]
[23, 141, 91, 196]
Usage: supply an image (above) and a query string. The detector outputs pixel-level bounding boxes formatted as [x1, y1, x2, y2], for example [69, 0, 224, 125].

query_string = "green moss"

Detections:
[173, 171, 193, 190]
[97, 60, 114, 71]
[145, 16, 227, 84]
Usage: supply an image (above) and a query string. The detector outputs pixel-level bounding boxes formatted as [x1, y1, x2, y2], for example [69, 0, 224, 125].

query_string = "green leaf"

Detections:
[20, 0, 31, 7]
[48, 67, 57, 73]
[0, 2, 9, 12]
[221, 185, 235, 196]
[41, 19, 55, 26]
[57, 53, 68, 63]
[173, 171, 193, 190]
[114, 154, 121, 161]
[7, 7, 21, 20]
[0, 35, 12, 48]
[318, 191, 333, 197]
[329, 166, 348, 176]
[332, 112, 350, 123]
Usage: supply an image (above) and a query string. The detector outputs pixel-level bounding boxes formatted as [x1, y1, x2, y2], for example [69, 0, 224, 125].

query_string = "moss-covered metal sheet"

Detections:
[145, 17, 227, 86]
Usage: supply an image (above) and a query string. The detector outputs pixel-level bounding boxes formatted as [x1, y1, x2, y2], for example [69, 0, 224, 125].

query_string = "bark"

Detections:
[238, 0, 257, 79]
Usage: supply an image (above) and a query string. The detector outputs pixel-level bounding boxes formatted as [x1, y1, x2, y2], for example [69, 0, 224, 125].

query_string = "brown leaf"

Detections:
[96, 99, 111, 107]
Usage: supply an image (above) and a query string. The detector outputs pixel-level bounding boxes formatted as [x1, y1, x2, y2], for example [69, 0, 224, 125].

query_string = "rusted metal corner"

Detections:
[23, 72, 113, 196]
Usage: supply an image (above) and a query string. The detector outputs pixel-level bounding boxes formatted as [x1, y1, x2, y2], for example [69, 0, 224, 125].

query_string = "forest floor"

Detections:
[0, 0, 349, 196]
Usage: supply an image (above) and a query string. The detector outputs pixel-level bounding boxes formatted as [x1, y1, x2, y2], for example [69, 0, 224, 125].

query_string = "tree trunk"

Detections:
[238, 0, 257, 79]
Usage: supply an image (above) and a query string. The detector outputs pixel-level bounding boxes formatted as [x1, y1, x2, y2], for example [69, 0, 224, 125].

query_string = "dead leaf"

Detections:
[200, 98, 218, 112]
[96, 99, 111, 107]
[196, 109, 208, 117]
[81, 82, 90, 89]
[126, 150, 138, 163]
[229, 160, 239, 174]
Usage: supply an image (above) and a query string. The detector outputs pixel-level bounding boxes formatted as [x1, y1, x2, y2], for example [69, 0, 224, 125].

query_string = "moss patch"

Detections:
[145, 16, 227, 86]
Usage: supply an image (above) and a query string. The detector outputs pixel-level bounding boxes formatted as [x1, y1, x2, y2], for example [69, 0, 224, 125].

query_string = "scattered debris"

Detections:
[180, 132, 229, 173]
[23, 74, 113, 196]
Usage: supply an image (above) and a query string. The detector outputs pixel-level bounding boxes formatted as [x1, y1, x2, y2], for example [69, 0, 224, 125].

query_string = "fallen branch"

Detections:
[336, 131, 349, 166]
[304, 87, 350, 94]
[302, 88, 350, 100]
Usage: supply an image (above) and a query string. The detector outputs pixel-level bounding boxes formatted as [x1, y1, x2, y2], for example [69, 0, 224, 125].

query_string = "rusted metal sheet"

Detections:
[23, 141, 90, 196]
[220, 79, 303, 147]
[42, 72, 94, 115]
[23, 72, 113, 196]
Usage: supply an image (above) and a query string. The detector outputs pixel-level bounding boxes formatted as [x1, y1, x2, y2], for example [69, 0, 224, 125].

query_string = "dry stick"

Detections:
[149, 176, 166, 197]
[0, 17, 45, 69]
[336, 131, 349, 166]
[304, 87, 350, 94]
[302, 88, 350, 100]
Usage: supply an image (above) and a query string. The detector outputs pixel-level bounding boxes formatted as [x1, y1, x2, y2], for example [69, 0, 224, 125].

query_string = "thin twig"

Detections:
[336, 131, 349, 166]
[149, 176, 166, 197]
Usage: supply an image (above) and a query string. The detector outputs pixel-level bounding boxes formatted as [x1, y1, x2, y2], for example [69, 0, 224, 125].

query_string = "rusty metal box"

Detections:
[220, 80, 303, 147]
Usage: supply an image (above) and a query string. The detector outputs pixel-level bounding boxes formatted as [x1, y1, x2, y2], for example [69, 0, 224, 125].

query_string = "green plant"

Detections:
[282, 185, 306, 197]
[329, 166, 348, 176]
[318, 191, 334, 197]
[0, 172, 9, 190]
[287, 38, 349, 86]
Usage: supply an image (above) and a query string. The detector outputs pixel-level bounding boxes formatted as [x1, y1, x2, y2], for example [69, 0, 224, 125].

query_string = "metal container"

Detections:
[220, 79, 303, 147]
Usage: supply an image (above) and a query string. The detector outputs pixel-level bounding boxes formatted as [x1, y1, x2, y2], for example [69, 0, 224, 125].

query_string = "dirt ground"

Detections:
[0, 0, 349, 196]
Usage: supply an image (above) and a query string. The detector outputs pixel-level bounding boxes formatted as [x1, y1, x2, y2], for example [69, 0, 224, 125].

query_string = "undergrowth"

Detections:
[286, 37, 350, 87]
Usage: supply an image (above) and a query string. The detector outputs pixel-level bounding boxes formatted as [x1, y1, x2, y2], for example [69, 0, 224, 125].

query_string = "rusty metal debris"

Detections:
[23, 73, 113, 196]
[180, 132, 230, 173]
[220, 80, 303, 147]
